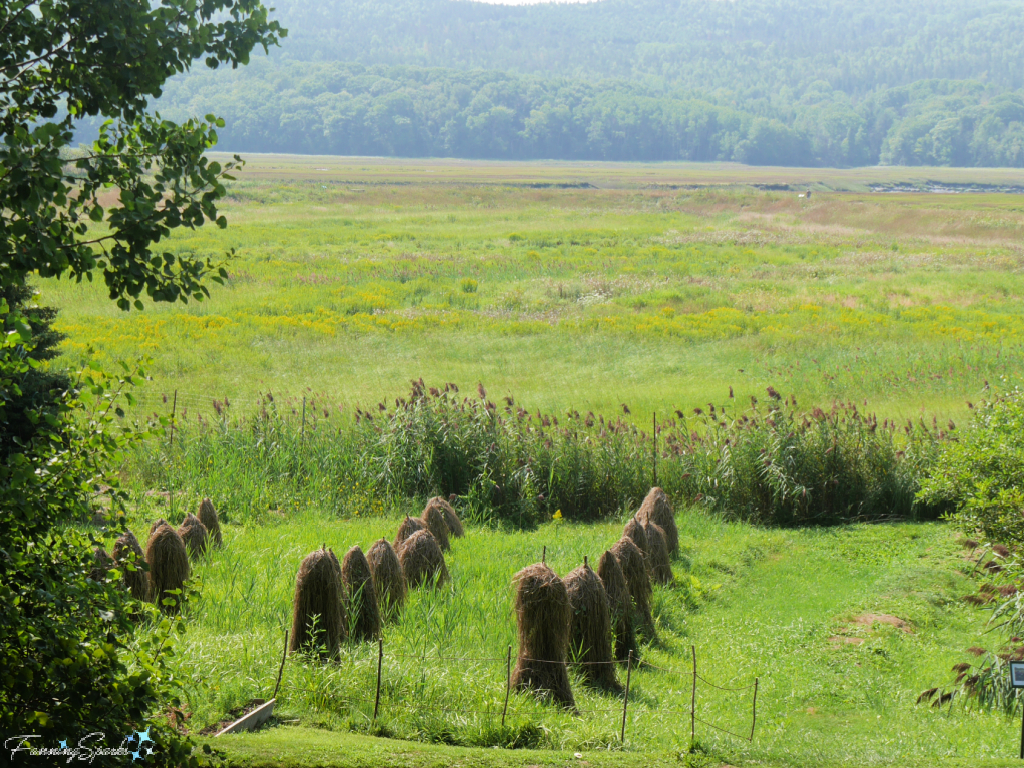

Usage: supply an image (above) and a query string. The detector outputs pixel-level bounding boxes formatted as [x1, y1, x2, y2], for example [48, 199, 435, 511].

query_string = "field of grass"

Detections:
[41, 157, 1024, 424]
[43, 157, 1024, 765]
[141, 505, 1017, 767]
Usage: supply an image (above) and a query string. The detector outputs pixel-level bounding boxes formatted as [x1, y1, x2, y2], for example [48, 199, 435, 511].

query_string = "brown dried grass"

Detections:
[198, 497, 223, 548]
[112, 529, 148, 601]
[565, 559, 620, 691]
[178, 513, 209, 560]
[399, 530, 449, 588]
[511, 563, 576, 709]
[611, 537, 655, 641]
[146, 523, 190, 614]
[623, 517, 649, 559]
[420, 503, 451, 552]
[289, 547, 347, 658]
[394, 515, 426, 551]
[425, 496, 464, 538]
[643, 522, 673, 585]
[637, 487, 678, 555]
[367, 538, 406, 620]
[341, 546, 381, 642]
[597, 549, 637, 663]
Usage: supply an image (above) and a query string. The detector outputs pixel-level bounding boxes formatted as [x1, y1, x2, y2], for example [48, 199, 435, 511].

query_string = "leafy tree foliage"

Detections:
[919, 388, 1024, 547]
[0, 0, 282, 759]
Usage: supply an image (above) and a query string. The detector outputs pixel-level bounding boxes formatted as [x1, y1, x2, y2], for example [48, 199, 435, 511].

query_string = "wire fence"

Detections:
[152, 391, 762, 745]
[270, 635, 759, 746]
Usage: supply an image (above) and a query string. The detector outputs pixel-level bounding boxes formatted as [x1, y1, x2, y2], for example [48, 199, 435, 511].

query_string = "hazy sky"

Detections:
[473, 0, 600, 4]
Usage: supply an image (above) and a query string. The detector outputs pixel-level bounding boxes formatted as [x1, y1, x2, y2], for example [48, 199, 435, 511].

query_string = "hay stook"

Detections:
[643, 521, 673, 585]
[289, 547, 348, 658]
[623, 517, 649, 560]
[178, 513, 209, 560]
[424, 496, 464, 538]
[420, 502, 451, 552]
[637, 486, 678, 555]
[611, 537, 656, 642]
[597, 549, 637, 663]
[146, 523, 190, 614]
[565, 557, 621, 691]
[367, 538, 406, 621]
[198, 497, 224, 548]
[341, 546, 382, 642]
[393, 515, 426, 552]
[510, 563, 576, 709]
[113, 529, 148, 601]
[399, 530, 449, 588]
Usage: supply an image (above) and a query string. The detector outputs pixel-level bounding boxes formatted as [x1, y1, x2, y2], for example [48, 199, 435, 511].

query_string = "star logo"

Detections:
[131, 751, 142, 761]
[58, 740, 67, 749]
[137, 728, 153, 745]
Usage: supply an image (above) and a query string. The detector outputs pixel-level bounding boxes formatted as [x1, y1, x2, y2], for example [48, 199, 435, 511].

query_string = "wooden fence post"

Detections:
[652, 411, 657, 486]
[169, 389, 177, 447]
[690, 645, 697, 745]
[372, 637, 383, 722]
[272, 629, 289, 700]
[502, 645, 512, 728]
[750, 677, 759, 742]
[620, 650, 633, 742]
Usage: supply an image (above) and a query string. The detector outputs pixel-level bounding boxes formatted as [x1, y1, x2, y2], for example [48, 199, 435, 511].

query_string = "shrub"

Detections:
[460, 278, 478, 293]
[919, 386, 1024, 546]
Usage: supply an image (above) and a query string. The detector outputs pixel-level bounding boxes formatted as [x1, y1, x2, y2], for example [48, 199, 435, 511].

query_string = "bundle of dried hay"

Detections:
[623, 517, 649, 560]
[643, 521, 673, 585]
[289, 547, 347, 658]
[149, 518, 168, 536]
[637, 487, 678, 555]
[198, 497, 223, 548]
[367, 538, 406, 620]
[90, 547, 113, 582]
[565, 557, 620, 691]
[425, 496, 464, 538]
[420, 503, 451, 552]
[146, 523, 190, 614]
[393, 515, 426, 552]
[113, 530, 148, 601]
[178, 513, 209, 560]
[399, 530, 449, 588]
[597, 549, 637, 663]
[341, 546, 381, 642]
[511, 563, 576, 709]
[611, 537, 656, 641]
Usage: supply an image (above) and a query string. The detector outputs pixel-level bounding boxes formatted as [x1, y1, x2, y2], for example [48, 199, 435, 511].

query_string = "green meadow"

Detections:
[44, 157, 1024, 766]
[43, 156, 1024, 422]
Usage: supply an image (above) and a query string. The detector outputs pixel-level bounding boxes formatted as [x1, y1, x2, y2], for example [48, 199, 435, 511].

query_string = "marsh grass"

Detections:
[39, 170, 1024, 422]
[128, 382, 942, 528]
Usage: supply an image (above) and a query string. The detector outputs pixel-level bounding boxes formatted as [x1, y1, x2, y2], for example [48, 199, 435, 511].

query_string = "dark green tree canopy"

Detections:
[1, 0, 284, 308]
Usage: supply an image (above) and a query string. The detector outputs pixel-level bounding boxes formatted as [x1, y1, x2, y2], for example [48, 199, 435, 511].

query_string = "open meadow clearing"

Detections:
[38, 157, 1024, 766]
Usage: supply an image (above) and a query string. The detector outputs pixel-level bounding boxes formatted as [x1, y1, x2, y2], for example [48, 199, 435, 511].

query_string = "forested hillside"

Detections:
[140, 0, 1024, 166]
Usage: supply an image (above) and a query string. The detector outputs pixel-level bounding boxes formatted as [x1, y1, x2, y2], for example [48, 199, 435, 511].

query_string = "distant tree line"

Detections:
[68, 0, 1024, 166]
[133, 62, 1024, 166]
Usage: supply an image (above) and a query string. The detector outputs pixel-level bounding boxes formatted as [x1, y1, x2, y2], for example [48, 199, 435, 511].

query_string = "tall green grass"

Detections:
[128, 382, 943, 527]
[167, 510, 1013, 764]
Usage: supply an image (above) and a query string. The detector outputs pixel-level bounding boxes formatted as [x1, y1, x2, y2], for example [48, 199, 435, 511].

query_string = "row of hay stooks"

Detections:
[289, 488, 677, 711]
[93, 498, 223, 611]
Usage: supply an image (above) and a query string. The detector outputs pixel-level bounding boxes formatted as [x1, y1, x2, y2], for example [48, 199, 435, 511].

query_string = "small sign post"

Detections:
[1010, 661, 1024, 758]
